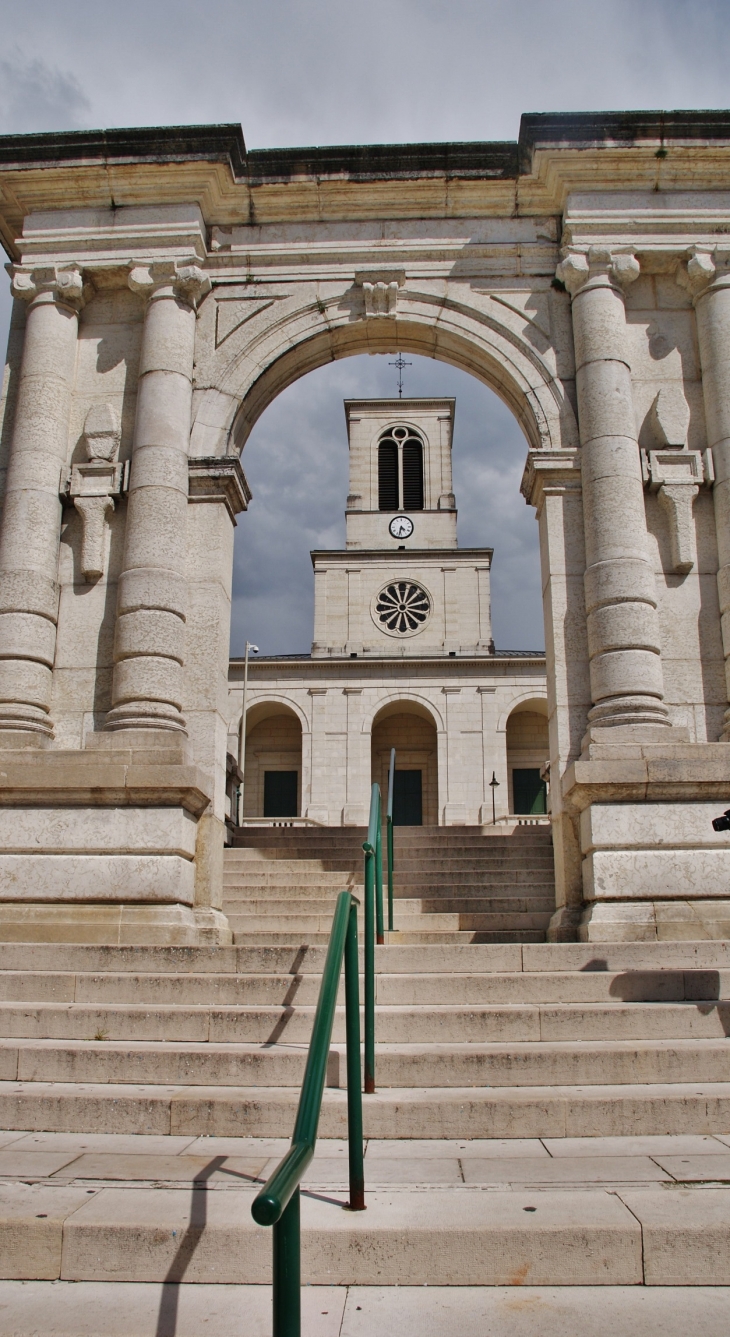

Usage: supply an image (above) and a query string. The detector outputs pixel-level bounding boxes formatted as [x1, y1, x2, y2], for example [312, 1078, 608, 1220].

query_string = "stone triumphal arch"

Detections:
[1, 112, 730, 944]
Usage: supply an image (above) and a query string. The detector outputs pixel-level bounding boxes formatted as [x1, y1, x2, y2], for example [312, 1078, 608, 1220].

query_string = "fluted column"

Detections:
[679, 247, 730, 738]
[0, 264, 84, 736]
[106, 260, 209, 733]
[557, 246, 668, 729]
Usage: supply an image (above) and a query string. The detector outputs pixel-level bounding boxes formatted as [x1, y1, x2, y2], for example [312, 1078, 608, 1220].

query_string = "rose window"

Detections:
[375, 581, 431, 635]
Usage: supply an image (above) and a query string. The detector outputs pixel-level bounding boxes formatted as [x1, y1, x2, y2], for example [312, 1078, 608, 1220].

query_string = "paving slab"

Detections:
[340, 1285, 730, 1336]
[651, 1153, 730, 1181]
[305, 1157, 462, 1185]
[0, 1183, 94, 1280]
[8, 1132, 198, 1155]
[50, 1153, 271, 1184]
[0, 1280, 345, 1336]
[0, 1130, 25, 1149]
[365, 1137, 549, 1158]
[619, 1187, 730, 1284]
[461, 1156, 669, 1184]
[0, 1149, 85, 1178]
[183, 1136, 291, 1157]
[59, 1186, 642, 1285]
[543, 1134, 730, 1158]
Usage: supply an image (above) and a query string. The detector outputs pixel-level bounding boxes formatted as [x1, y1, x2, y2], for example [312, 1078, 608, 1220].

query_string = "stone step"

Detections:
[1, 1078, 730, 1137]
[223, 912, 554, 933]
[2, 940, 729, 975]
[3, 1177, 730, 1288]
[3, 1178, 724, 1289]
[0, 999, 728, 1043]
[225, 852, 555, 870]
[1, 1280, 728, 1335]
[0, 968, 725, 1006]
[1, 1036, 729, 1087]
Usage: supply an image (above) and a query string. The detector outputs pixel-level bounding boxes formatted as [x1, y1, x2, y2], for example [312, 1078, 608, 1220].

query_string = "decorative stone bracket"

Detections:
[641, 448, 713, 574]
[354, 269, 405, 317]
[187, 456, 252, 523]
[63, 404, 127, 582]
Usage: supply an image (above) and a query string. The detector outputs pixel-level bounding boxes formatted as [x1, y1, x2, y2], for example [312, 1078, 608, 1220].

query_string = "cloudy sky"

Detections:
[0, 0, 726, 653]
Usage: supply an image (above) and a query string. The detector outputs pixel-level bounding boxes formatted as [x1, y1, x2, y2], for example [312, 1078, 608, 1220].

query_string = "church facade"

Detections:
[228, 397, 549, 827]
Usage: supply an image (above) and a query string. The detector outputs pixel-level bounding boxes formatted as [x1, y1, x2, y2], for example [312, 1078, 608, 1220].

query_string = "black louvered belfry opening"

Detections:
[378, 439, 399, 510]
[402, 438, 424, 510]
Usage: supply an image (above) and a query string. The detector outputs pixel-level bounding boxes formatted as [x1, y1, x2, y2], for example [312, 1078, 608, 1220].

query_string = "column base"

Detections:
[0, 901, 232, 945]
[443, 803, 467, 825]
[547, 905, 582, 942]
[342, 804, 368, 825]
[579, 900, 730, 942]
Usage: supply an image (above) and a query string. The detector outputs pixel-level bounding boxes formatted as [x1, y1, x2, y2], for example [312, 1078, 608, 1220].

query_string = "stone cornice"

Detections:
[188, 456, 251, 521]
[4, 113, 730, 258]
[521, 449, 582, 510]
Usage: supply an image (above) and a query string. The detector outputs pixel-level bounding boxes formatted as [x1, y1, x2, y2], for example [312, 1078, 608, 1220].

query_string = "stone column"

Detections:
[680, 247, 730, 738]
[106, 260, 209, 733]
[557, 247, 669, 730]
[0, 264, 84, 738]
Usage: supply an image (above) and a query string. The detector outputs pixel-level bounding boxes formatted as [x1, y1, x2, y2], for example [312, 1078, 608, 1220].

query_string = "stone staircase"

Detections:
[1, 908, 730, 1317]
[224, 823, 556, 943]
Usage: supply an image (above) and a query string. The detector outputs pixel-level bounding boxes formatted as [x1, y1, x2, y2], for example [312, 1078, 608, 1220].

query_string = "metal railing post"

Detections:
[386, 747, 395, 932]
[344, 899, 365, 1210]
[252, 890, 366, 1337]
[273, 1187, 300, 1337]
[363, 837, 375, 1095]
[362, 783, 381, 1093]
[375, 788, 384, 946]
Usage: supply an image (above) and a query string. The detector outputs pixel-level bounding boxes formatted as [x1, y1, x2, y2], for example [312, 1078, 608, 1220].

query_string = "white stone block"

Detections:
[0, 855, 195, 904]
[0, 807, 197, 856]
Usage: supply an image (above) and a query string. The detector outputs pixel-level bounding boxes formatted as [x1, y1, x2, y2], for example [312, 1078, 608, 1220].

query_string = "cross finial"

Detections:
[388, 352, 411, 398]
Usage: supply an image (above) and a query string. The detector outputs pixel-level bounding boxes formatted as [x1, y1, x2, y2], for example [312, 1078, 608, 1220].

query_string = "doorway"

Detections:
[392, 769, 423, 826]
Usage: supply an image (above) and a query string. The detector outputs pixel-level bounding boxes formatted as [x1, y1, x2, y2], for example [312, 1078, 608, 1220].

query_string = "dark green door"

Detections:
[263, 770, 298, 818]
[512, 768, 547, 815]
[392, 769, 423, 826]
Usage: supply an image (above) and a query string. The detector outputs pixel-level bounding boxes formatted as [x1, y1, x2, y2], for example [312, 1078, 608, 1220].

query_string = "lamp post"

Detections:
[489, 771, 500, 826]
[237, 641, 259, 826]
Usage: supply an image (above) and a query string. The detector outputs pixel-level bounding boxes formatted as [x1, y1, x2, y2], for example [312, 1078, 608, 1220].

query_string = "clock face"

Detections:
[389, 515, 414, 540]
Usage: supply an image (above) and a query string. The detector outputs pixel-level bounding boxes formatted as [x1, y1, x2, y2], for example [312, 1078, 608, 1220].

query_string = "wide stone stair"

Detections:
[0, 938, 730, 1317]
[224, 823, 556, 943]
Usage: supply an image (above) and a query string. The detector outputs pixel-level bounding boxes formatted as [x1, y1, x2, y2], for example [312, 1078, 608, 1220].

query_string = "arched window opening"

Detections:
[377, 428, 424, 512]
[378, 438, 399, 510]
[402, 438, 424, 510]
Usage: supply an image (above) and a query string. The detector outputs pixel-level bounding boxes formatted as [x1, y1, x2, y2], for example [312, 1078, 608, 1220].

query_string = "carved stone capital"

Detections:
[128, 259, 211, 308]
[10, 263, 85, 309]
[675, 245, 730, 299]
[556, 246, 640, 296]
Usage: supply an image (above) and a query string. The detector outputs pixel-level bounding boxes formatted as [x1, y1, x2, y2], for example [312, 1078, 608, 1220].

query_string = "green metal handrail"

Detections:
[362, 782, 384, 1091]
[251, 890, 365, 1337]
[386, 747, 395, 932]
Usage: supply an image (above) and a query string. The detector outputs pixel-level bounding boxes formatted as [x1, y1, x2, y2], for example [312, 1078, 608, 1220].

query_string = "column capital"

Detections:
[128, 258, 211, 307]
[9, 263, 86, 310]
[556, 246, 640, 296]
[676, 245, 730, 299]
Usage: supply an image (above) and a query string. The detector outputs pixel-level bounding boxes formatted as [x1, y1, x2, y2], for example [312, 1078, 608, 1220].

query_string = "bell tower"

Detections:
[344, 399, 457, 549]
[311, 396, 493, 658]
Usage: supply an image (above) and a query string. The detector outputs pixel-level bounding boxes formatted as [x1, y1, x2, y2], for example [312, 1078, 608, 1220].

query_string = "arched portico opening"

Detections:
[242, 701, 303, 819]
[370, 701, 439, 826]
[505, 698, 549, 816]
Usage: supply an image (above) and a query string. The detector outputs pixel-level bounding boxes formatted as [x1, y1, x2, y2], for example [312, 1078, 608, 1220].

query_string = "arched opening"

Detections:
[242, 702, 303, 819]
[229, 355, 545, 658]
[371, 702, 439, 826]
[377, 425, 424, 512]
[506, 699, 549, 816]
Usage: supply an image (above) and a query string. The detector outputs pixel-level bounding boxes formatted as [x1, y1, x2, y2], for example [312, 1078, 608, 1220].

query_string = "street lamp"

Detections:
[489, 771, 500, 826]
[237, 641, 259, 825]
